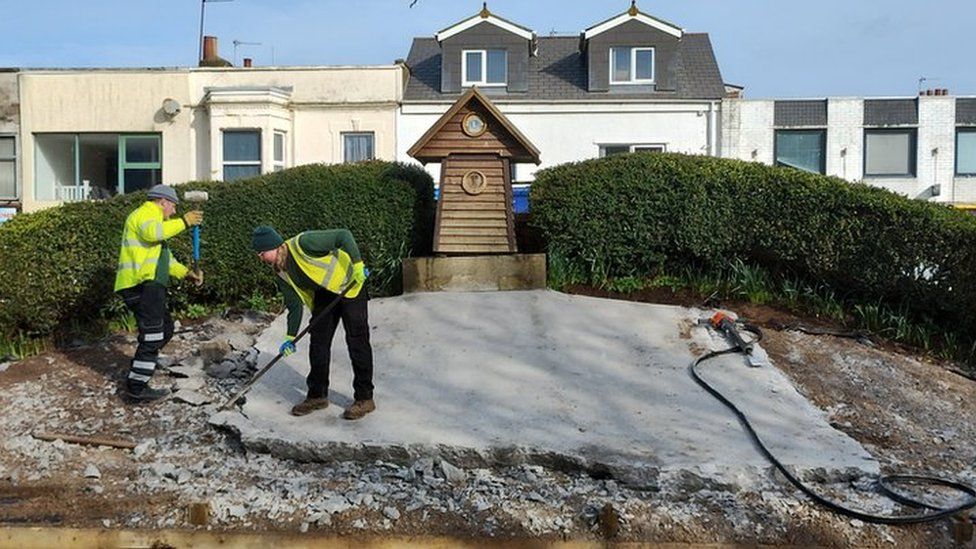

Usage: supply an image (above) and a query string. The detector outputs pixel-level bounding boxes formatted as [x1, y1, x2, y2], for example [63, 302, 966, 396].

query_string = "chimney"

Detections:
[198, 35, 233, 67]
[203, 36, 217, 62]
[243, 58, 252, 68]
[941, 88, 949, 96]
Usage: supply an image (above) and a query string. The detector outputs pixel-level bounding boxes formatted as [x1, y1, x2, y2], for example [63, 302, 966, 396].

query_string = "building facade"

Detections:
[0, 70, 20, 214]
[397, 5, 726, 194]
[16, 55, 403, 212]
[722, 95, 976, 205]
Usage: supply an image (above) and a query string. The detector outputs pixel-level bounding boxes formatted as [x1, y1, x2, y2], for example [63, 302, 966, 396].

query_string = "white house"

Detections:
[397, 3, 727, 208]
[721, 95, 976, 207]
[15, 38, 404, 213]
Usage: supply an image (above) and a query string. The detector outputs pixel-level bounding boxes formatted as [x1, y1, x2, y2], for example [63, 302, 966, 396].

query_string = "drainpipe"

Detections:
[707, 101, 719, 157]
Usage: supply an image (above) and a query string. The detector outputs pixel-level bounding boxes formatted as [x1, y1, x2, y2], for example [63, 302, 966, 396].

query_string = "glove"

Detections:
[279, 336, 296, 357]
[183, 210, 204, 227]
[186, 269, 204, 287]
[352, 261, 368, 285]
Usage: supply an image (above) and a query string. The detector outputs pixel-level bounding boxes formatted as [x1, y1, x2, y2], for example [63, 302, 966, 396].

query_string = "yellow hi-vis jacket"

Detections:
[114, 201, 189, 291]
[278, 234, 362, 305]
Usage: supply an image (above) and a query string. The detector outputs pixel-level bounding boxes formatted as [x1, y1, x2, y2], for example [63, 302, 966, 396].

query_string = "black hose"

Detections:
[691, 322, 976, 525]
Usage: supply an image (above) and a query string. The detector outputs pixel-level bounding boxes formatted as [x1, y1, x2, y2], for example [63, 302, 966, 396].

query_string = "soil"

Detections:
[0, 289, 974, 547]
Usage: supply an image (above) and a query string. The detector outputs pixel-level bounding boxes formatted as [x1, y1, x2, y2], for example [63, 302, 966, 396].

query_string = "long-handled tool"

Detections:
[220, 282, 356, 411]
[183, 190, 209, 269]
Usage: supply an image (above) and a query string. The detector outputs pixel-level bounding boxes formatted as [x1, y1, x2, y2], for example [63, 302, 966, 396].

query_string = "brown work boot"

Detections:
[290, 397, 329, 416]
[342, 399, 376, 420]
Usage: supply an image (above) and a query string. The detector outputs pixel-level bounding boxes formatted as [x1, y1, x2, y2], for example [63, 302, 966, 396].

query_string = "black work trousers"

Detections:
[118, 282, 174, 391]
[306, 287, 374, 402]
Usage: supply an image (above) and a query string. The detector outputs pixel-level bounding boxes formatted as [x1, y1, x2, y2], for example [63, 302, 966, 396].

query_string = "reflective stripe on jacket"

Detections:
[114, 201, 189, 291]
[279, 234, 362, 305]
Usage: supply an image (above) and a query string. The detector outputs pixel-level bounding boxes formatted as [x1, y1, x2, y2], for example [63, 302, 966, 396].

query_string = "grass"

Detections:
[0, 332, 51, 361]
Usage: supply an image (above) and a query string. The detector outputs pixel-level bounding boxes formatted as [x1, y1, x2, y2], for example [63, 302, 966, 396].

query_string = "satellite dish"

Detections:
[162, 98, 182, 116]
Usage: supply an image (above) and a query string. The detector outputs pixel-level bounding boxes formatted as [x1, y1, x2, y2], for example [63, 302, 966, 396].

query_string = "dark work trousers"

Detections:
[118, 282, 174, 391]
[306, 287, 374, 402]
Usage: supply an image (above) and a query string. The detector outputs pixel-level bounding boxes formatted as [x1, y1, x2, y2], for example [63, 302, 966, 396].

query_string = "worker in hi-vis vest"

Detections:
[115, 184, 203, 402]
[251, 225, 374, 420]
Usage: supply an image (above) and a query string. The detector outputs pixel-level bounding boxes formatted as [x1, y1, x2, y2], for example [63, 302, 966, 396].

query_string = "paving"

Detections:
[211, 290, 878, 484]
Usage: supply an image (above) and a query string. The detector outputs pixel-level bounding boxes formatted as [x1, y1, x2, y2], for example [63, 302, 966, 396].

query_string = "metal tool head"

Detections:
[184, 190, 210, 203]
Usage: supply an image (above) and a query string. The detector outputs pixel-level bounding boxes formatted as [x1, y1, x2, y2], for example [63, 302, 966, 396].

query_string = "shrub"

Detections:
[0, 161, 434, 337]
[530, 153, 976, 348]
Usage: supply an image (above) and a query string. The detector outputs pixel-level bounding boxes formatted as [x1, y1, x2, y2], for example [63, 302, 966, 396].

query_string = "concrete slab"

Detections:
[211, 290, 878, 484]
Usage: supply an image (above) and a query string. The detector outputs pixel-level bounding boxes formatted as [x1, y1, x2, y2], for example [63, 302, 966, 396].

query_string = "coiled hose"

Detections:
[690, 321, 976, 525]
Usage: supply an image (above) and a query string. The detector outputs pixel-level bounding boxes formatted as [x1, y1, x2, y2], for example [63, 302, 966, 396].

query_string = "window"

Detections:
[223, 130, 261, 181]
[462, 49, 507, 87]
[600, 144, 665, 157]
[34, 133, 161, 201]
[864, 129, 916, 177]
[0, 136, 15, 199]
[273, 131, 286, 172]
[343, 132, 375, 163]
[958, 128, 976, 176]
[120, 135, 163, 192]
[610, 47, 654, 84]
[775, 130, 826, 174]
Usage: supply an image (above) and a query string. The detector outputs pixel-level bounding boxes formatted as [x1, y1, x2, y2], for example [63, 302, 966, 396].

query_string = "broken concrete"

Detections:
[211, 290, 878, 485]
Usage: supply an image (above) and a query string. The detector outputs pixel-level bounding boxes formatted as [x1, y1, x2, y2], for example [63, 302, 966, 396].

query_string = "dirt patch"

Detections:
[0, 297, 973, 546]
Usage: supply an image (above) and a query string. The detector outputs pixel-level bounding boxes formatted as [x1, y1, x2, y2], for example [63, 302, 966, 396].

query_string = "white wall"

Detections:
[399, 100, 720, 184]
[722, 95, 976, 206]
[19, 65, 403, 212]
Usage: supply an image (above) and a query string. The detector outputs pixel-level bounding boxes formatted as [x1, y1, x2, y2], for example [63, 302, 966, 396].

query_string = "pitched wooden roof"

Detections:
[407, 87, 541, 164]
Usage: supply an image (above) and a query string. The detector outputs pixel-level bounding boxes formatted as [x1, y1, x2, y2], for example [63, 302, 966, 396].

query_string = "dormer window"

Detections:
[610, 46, 654, 84]
[463, 49, 507, 87]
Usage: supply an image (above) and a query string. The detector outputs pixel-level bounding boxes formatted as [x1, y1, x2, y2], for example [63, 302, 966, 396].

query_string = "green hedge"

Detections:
[0, 161, 434, 337]
[530, 153, 976, 338]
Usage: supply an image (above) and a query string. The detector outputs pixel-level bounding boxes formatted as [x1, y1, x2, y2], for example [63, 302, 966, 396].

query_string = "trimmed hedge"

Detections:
[530, 153, 976, 338]
[0, 161, 434, 337]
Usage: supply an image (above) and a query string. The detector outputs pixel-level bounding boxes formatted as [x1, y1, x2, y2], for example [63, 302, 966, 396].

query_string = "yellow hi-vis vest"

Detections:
[114, 201, 189, 292]
[278, 234, 362, 306]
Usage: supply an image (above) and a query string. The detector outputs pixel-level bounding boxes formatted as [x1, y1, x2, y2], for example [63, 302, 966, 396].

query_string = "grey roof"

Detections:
[403, 34, 726, 102]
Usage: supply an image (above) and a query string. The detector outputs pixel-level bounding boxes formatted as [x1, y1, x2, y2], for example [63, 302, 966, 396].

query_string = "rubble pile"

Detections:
[0, 308, 965, 546]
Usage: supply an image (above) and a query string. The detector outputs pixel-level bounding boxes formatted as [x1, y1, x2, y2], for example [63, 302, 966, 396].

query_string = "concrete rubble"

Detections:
[0, 294, 971, 546]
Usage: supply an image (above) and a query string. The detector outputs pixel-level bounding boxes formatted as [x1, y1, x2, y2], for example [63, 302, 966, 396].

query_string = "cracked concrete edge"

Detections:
[209, 410, 879, 490]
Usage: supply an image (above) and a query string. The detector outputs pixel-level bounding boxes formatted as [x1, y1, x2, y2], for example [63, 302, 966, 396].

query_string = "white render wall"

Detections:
[723, 95, 976, 205]
[399, 101, 721, 184]
[18, 65, 402, 213]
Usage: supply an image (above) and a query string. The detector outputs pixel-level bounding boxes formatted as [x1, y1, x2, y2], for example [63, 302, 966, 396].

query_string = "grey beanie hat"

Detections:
[147, 184, 180, 204]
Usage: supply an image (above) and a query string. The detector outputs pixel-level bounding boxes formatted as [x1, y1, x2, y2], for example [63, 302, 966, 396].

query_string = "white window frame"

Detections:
[599, 143, 666, 157]
[461, 49, 507, 87]
[609, 46, 655, 85]
[273, 131, 287, 172]
[222, 129, 262, 181]
[342, 132, 376, 164]
[0, 134, 17, 200]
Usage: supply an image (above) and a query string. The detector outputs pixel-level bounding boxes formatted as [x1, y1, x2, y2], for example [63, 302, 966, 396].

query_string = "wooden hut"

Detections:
[408, 88, 540, 254]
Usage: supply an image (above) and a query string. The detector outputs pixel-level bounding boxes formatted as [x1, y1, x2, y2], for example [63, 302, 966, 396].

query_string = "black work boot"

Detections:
[290, 397, 329, 416]
[125, 384, 170, 403]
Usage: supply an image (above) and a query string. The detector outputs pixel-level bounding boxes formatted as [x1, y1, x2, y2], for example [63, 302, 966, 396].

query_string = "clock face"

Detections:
[462, 113, 487, 137]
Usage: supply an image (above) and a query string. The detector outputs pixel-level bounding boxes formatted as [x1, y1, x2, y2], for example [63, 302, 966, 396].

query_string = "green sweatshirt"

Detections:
[275, 230, 363, 337]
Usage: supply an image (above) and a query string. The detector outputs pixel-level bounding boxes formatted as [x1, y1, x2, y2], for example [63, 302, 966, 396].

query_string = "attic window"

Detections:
[610, 46, 654, 85]
[462, 49, 507, 87]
